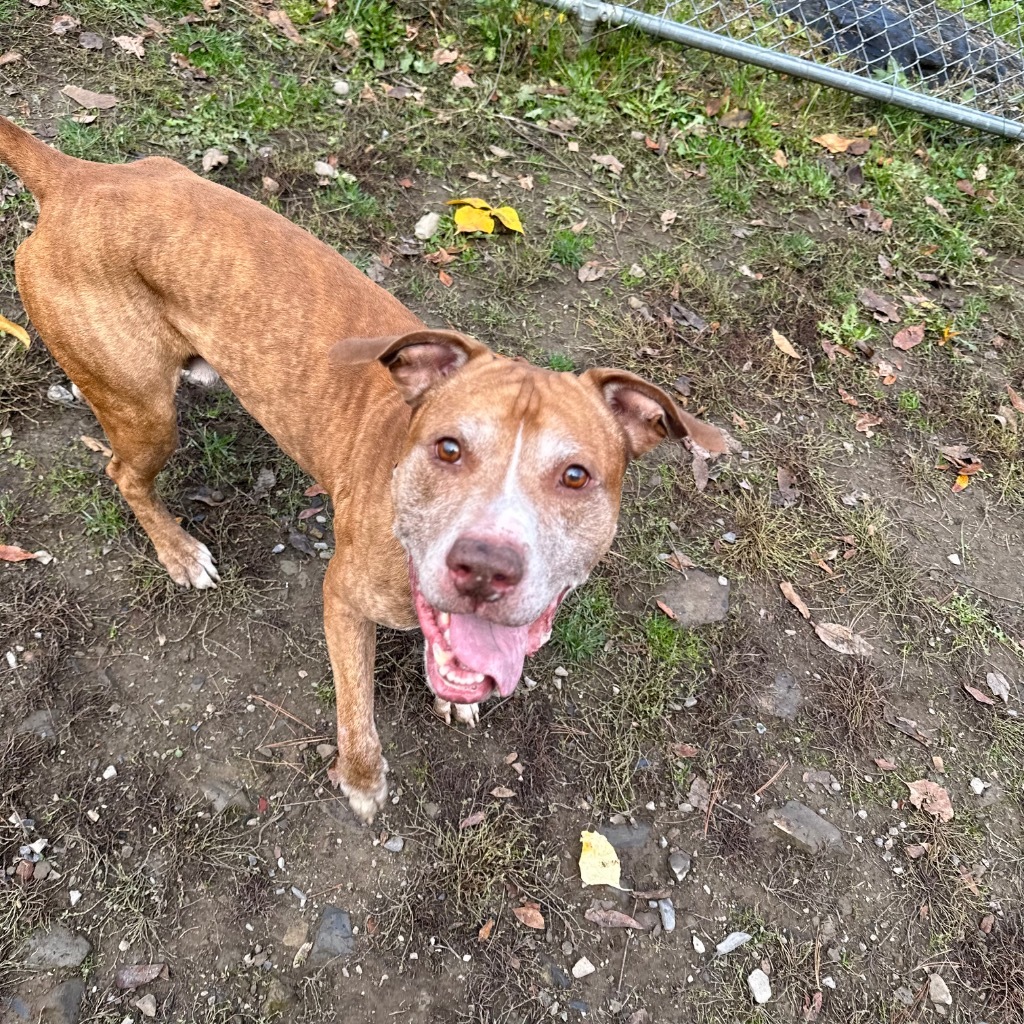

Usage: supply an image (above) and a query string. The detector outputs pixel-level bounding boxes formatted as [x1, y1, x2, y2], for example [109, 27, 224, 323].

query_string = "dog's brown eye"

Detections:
[562, 465, 589, 489]
[436, 438, 461, 463]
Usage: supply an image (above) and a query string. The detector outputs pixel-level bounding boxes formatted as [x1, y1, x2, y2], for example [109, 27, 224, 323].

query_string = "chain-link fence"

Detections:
[536, 0, 1024, 138]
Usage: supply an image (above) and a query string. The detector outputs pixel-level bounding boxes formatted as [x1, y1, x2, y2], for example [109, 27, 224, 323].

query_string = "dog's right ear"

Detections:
[330, 329, 490, 405]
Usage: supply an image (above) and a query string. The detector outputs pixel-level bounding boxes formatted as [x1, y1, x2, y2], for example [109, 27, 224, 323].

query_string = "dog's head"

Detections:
[331, 329, 725, 706]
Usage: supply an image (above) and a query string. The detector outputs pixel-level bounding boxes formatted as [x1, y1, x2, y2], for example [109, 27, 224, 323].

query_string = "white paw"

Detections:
[328, 759, 389, 824]
[433, 697, 479, 728]
[163, 539, 220, 589]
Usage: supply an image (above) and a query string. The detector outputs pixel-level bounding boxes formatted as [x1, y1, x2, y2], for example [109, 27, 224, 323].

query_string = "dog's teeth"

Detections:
[438, 611, 450, 627]
[432, 641, 452, 667]
[442, 628, 451, 644]
[470, 673, 485, 684]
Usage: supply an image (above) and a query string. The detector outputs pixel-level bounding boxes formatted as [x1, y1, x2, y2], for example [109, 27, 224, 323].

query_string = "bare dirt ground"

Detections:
[2, 2, 1023, 1023]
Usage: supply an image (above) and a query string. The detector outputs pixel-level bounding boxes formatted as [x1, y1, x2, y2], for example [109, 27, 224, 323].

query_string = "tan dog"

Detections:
[0, 116, 724, 821]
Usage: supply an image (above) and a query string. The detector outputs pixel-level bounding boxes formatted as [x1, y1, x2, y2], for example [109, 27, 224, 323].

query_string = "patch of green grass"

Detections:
[547, 352, 574, 372]
[548, 229, 593, 270]
[643, 617, 707, 670]
[552, 579, 614, 662]
[940, 591, 1023, 657]
[190, 424, 238, 485]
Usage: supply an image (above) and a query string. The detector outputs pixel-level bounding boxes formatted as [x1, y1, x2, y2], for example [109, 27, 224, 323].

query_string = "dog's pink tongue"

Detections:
[449, 614, 530, 697]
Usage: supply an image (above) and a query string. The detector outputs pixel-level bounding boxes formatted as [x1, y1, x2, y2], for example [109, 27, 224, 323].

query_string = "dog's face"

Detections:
[332, 330, 724, 707]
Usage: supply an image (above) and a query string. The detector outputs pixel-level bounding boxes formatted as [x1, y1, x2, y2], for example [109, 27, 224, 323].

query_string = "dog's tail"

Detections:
[0, 115, 69, 201]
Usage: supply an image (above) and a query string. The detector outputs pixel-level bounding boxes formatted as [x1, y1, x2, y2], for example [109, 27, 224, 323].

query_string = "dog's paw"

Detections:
[327, 757, 389, 824]
[432, 697, 480, 728]
[162, 539, 220, 590]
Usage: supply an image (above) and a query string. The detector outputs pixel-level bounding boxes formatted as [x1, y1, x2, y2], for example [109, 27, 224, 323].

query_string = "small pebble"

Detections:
[102, 765, 117, 780]
[747, 968, 772, 1004]
[332, 80, 350, 96]
[668, 850, 691, 882]
[383, 836, 405, 853]
[656, 898, 676, 933]
[571, 957, 595, 979]
[970, 777, 989, 795]
[692, 934, 706, 954]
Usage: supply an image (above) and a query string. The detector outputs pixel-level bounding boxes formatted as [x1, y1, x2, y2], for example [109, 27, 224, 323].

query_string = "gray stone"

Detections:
[39, 981, 85, 1024]
[383, 836, 404, 853]
[747, 968, 772, 1004]
[928, 973, 952, 1007]
[656, 898, 676, 933]
[769, 801, 843, 855]
[571, 957, 595, 979]
[311, 906, 353, 960]
[758, 670, 803, 720]
[893, 986, 915, 1007]
[0, 995, 33, 1023]
[668, 850, 691, 882]
[15, 709, 58, 741]
[18, 927, 92, 969]
[597, 822, 652, 853]
[199, 773, 251, 815]
[654, 571, 729, 628]
[261, 978, 295, 1015]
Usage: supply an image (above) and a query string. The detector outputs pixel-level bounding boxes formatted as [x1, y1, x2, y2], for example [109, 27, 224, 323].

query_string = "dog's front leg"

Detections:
[322, 559, 388, 823]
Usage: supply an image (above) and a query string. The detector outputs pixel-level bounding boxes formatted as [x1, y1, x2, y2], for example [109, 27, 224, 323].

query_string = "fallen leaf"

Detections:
[453, 205, 494, 234]
[61, 85, 118, 109]
[691, 455, 709, 492]
[986, 672, 1011, 702]
[813, 133, 867, 154]
[660, 210, 677, 232]
[771, 328, 800, 359]
[477, 918, 494, 943]
[577, 261, 606, 284]
[267, 9, 303, 44]
[858, 288, 900, 323]
[490, 786, 515, 799]
[1007, 385, 1024, 414]
[438, 269, 453, 288]
[111, 34, 145, 57]
[434, 47, 459, 64]
[963, 683, 995, 706]
[663, 550, 696, 572]
[202, 147, 228, 172]
[0, 545, 39, 563]
[0, 313, 30, 348]
[491, 206, 524, 234]
[772, 149, 788, 169]
[584, 907, 646, 930]
[777, 466, 800, 505]
[854, 413, 883, 436]
[719, 108, 751, 128]
[814, 622, 874, 658]
[904, 843, 929, 859]
[878, 253, 894, 277]
[459, 810, 485, 830]
[656, 600, 677, 621]
[114, 964, 167, 991]
[907, 780, 954, 822]
[303, 484, 326, 498]
[51, 14, 80, 34]
[959, 865, 981, 896]
[297, 507, 321, 521]
[517, 174, 534, 191]
[924, 195, 949, 218]
[893, 324, 925, 350]
[779, 582, 811, 619]
[0, 51, 23, 65]
[591, 153, 624, 176]
[980, 914, 995, 934]
[804, 990, 824, 1022]
[451, 70, 475, 89]
[80, 435, 112, 457]
[579, 831, 622, 888]
[513, 903, 545, 929]
[672, 743, 699, 758]
[952, 474, 970, 493]
[874, 757, 897, 771]
[837, 387, 859, 407]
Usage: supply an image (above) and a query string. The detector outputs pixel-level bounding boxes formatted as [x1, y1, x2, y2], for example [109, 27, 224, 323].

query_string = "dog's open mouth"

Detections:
[412, 573, 564, 705]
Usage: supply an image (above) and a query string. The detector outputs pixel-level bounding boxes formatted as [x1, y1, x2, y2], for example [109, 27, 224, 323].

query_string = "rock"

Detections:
[46, 384, 76, 406]
[757, 670, 803, 720]
[597, 822, 652, 852]
[668, 850, 691, 882]
[311, 906, 354, 960]
[0, 995, 33, 1023]
[413, 211, 441, 240]
[571, 957, 595, 979]
[747, 968, 772, 1004]
[332, 79, 350, 96]
[893, 986, 915, 1007]
[970, 777, 989, 795]
[199, 772, 251, 815]
[133, 994, 157, 1018]
[261, 979, 295, 1015]
[282, 921, 307, 948]
[78, 32, 104, 50]
[314, 161, 338, 179]
[18, 927, 92, 969]
[382, 836, 404, 853]
[38, 981, 85, 1024]
[692, 934, 706, 954]
[769, 800, 843, 854]
[655, 571, 729, 628]
[928, 973, 952, 1007]
[656, 899, 675, 933]
[715, 931, 751, 955]
[15, 709, 58, 741]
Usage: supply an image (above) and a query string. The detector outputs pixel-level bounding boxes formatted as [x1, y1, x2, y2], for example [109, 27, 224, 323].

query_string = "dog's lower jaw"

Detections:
[432, 696, 480, 728]
[328, 754, 389, 824]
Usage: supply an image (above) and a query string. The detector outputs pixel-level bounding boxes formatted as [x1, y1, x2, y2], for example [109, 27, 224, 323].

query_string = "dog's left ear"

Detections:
[581, 368, 727, 459]
[330, 329, 490, 405]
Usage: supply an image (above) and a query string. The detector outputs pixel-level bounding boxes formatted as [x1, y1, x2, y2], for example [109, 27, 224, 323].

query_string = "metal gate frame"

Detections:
[535, 0, 1024, 139]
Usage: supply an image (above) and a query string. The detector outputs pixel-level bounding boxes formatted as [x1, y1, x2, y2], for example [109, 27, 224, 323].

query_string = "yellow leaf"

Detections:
[952, 473, 970, 493]
[0, 313, 30, 348]
[446, 197, 492, 209]
[579, 830, 622, 888]
[771, 328, 800, 359]
[491, 205, 524, 234]
[454, 205, 495, 234]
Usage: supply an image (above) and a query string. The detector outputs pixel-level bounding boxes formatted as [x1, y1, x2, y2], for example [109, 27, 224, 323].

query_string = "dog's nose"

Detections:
[446, 537, 524, 601]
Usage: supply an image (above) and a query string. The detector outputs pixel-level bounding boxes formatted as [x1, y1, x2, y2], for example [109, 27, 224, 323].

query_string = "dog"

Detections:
[0, 115, 725, 822]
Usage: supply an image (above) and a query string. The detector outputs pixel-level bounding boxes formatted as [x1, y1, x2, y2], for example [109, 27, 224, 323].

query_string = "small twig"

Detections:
[753, 761, 790, 798]
[702, 775, 721, 838]
[248, 693, 315, 732]
[616, 928, 631, 996]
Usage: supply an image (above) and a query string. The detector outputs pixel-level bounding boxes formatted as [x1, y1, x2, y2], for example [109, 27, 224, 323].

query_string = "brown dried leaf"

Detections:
[779, 582, 811, 619]
[477, 918, 494, 943]
[61, 84, 118, 109]
[814, 622, 874, 658]
[963, 683, 995, 706]
[434, 47, 459, 65]
[812, 133, 867, 154]
[114, 963, 167, 991]
[691, 455, 709, 492]
[1007, 385, 1024, 414]
[577, 261, 606, 284]
[893, 324, 925, 350]
[671, 743, 699, 758]
[771, 329, 800, 359]
[0, 51, 24, 65]
[267, 9, 303, 43]
[907, 780, 954, 822]
[459, 810, 485, 830]
[656, 600, 677, 621]
[438, 269, 453, 288]
[80, 435, 112, 457]
[451, 70, 475, 89]
[854, 413, 883, 436]
[772, 149, 788, 169]
[584, 907, 647, 930]
[719, 108, 751, 128]
[490, 786, 515, 799]
[924, 195, 949, 218]
[591, 153, 624, 176]
[873, 757, 897, 771]
[513, 903, 545, 929]
[0, 545, 39, 563]
[858, 288, 900, 323]
[838, 387, 859, 407]
[111, 34, 145, 57]
[904, 843, 929, 859]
